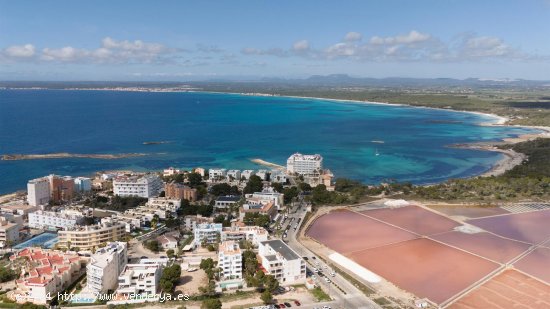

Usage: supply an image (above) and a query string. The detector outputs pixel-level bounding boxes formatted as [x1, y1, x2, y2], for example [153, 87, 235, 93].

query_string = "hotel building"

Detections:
[286, 153, 323, 176]
[28, 210, 85, 230]
[164, 181, 197, 201]
[57, 218, 127, 251]
[113, 174, 163, 198]
[27, 177, 51, 206]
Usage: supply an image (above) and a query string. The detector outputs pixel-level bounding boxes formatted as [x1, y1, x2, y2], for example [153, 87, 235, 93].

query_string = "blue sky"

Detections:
[1, 0, 549, 80]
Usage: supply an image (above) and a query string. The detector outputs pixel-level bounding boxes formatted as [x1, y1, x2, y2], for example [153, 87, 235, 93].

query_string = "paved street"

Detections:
[282, 199, 381, 309]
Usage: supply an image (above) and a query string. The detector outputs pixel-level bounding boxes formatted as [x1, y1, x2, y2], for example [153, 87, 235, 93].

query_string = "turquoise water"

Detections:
[0, 90, 536, 193]
[13, 232, 59, 249]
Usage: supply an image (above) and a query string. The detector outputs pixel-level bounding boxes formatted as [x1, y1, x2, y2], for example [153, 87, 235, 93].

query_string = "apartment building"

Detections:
[48, 174, 75, 203]
[214, 195, 241, 209]
[227, 170, 241, 181]
[146, 197, 181, 212]
[221, 225, 269, 246]
[28, 210, 85, 230]
[246, 187, 284, 209]
[113, 174, 163, 198]
[0, 217, 20, 247]
[286, 153, 323, 176]
[57, 218, 127, 251]
[74, 177, 92, 192]
[258, 240, 306, 285]
[241, 170, 255, 180]
[87, 242, 128, 294]
[116, 263, 162, 298]
[164, 181, 198, 201]
[218, 241, 242, 280]
[27, 177, 50, 206]
[194, 223, 223, 247]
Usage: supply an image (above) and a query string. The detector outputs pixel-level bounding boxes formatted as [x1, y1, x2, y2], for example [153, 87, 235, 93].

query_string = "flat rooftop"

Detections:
[261, 239, 300, 261]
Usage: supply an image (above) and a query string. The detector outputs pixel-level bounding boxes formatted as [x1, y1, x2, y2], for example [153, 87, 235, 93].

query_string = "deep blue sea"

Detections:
[0, 90, 537, 194]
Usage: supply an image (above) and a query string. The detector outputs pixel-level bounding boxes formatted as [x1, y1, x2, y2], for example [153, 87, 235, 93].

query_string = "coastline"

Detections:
[1, 152, 148, 161]
[251, 158, 286, 171]
[4, 87, 550, 180]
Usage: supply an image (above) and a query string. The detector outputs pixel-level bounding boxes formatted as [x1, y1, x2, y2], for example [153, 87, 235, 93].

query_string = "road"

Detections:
[282, 199, 381, 309]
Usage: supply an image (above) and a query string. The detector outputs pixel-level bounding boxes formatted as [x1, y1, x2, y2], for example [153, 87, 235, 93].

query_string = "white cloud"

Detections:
[459, 36, 515, 58]
[344, 32, 362, 42]
[369, 30, 431, 45]
[41, 46, 89, 62]
[3, 44, 36, 58]
[292, 40, 310, 52]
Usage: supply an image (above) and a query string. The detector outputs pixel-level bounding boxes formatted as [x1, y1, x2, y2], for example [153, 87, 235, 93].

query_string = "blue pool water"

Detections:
[0, 90, 538, 193]
[13, 232, 59, 249]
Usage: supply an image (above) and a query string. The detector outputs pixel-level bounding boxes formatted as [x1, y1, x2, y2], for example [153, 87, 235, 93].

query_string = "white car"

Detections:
[330, 272, 336, 277]
[324, 277, 331, 283]
[311, 275, 317, 280]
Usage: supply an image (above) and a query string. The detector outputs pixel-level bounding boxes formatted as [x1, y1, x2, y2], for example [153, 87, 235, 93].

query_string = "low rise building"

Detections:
[163, 167, 181, 177]
[241, 170, 255, 180]
[209, 168, 227, 180]
[218, 241, 242, 280]
[214, 195, 241, 209]
[193, 167, 206, 177]
[183, 215, 213, 232]
[57, 217, 127, 251]
[0, 217, 20, 247]
[194, 223, 223, 247]
[256, 170, 268, 181]
[116, 263, 162, 298]
[28, 210, 85, 230]
[146, 197, 181, 212]
[164, 182, 197, 201]
[270, 170, 287, 184]
[246, 187, 284, 210]
[156, 234, 178, 249]
[113, 174, 162, 198]
[10, 248, 84, 305]
[258, 240, 306, 285]
[240, 201, 277, 221]
[227, 170, 241, 181]
[87, 242, 128, 294]
[221, 225, 269, 246]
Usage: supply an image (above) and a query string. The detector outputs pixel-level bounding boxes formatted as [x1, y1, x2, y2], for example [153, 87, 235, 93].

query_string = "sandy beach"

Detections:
[250, 158, 286, 171]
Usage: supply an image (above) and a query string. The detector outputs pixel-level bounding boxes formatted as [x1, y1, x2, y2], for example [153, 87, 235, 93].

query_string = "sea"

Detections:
[0, 89, 538, 194]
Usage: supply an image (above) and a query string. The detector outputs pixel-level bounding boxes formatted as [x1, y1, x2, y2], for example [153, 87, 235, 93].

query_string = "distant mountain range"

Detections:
[1, 74, 549, 89]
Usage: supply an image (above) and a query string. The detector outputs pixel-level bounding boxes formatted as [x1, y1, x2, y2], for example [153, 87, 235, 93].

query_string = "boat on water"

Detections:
[375, 149, 380, 156]
[371, 140, 385, 144]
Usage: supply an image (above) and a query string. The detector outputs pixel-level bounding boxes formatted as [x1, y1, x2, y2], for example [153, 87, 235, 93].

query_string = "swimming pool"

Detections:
[13, 232, 59, 249]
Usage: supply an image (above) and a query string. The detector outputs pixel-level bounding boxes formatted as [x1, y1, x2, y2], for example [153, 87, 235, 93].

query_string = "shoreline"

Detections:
[250, 158, 286, 171]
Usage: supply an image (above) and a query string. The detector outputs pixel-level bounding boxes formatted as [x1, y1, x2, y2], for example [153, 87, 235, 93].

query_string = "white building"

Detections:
[286, 153, 323, 176]
[270, 170, 287, 184]
[209, 168, 227, 180]
[163, 167, 181, 177]
[27, 177, 50, 206]
[113, 174, 163, 198]
[74, 177, 92, 192]
[246, 187, 284, 210]
[256, 170, 268, 181]
[116, 263, 162, 298]
[87, 242, 128, 294]
[28, 210, 85, 230]
[218, 241, 242, 280]
[146, 197, 181, 213]
[221, 226, 269, 247]
[259, 240, 306, 285]
[227, 170, 241, 181]
[194, 223, 223, 247]
[241, 170, 255, 180]
[0, 217, 20, 247]
[214, 196, 241, 209]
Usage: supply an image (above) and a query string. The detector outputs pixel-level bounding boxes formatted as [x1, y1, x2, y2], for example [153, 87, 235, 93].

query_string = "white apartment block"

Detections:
[0, 217, 20, 247]
[27, 177, 50, 206]
[286, 153, 323, 176]
[256, 170, 268, 181]
[221, 226, 269, 246]
[194, 223, 223, 247]
[58, 217, 127, 251]
[74, 177, 92, 192]
[259, 240, 306, 285]
[227, 170, 241, 181]
[246, 187, 284, 209]
[28, 210, 85, 230]
[87, 242, 128, 294]
[146, 197, 181, 212]
[241, 170, 255, 180]
[270, 170, 287, 184]
[218, 241, 242, 280]
[113, 174, 163, 198]
[208, 168, 227, 180]
[116, 263, 161, 297]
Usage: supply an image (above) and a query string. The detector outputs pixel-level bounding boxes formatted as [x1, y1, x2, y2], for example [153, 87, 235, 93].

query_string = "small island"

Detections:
[1, 152, 148, 161]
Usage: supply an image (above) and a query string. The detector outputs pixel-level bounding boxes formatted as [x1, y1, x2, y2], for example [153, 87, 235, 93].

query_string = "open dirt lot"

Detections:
[175, 268, 208, 296]
[450, 269, 550, 309]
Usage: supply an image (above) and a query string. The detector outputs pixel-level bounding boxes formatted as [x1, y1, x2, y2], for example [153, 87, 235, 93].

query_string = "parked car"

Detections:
[324, 277, 331, 283]
[284, 302, 292, 308]
[294, 300, 301, 306]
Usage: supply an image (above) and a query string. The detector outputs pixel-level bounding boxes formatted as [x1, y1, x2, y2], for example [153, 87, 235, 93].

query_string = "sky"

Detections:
[1, 0, 550, 81]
